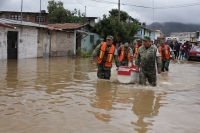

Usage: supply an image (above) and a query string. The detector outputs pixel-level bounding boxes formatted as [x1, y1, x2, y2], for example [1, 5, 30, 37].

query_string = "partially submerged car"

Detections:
[188, 46, 200, 61]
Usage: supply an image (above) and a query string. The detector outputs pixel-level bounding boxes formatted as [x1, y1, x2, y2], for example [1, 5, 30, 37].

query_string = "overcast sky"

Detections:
[0, 0, 200, 24]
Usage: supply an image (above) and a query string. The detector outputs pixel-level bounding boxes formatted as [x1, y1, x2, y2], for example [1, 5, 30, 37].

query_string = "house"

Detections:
[150, 30, 164, 41]
[170, 32, 196, 44]
[0, 11, 98, 27]
[47, 23, 101, 56]
[135, 26, 151, 40]
[0, 18, 48, 60]
[0, 10, 49, 25]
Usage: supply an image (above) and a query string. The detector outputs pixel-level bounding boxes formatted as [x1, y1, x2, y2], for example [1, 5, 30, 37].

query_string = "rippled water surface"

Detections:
[0, 57, 200, 133]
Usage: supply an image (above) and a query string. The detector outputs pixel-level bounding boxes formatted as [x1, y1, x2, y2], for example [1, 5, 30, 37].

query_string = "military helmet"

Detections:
[124, 42, 129, 47]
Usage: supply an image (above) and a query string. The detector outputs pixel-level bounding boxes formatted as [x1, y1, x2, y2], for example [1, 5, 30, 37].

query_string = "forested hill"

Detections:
[147, 22, 200, 36]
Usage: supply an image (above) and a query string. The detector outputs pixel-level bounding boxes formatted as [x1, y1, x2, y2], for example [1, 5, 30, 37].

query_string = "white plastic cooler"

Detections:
[117, 65, 139, 84]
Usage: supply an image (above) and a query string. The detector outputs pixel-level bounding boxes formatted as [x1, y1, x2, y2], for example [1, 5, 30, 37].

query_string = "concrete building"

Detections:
[150, 30, 164, 41]
[0, 18, 47, 60]
[170, 32, 196, 44]
[0, 11, 98, 27]
[135, 27, 151, 40]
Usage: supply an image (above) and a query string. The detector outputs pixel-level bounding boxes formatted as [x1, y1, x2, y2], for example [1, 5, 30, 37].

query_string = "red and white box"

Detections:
[117, 65, 139, 84]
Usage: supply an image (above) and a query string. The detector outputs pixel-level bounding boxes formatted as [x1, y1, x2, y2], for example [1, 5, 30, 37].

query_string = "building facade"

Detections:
[170, 32, 196, 44]
[150, 30, 164, 41]
[0, 11, 49, 25]
[135, 27, 151, 40]
[0, 18, 47, 60]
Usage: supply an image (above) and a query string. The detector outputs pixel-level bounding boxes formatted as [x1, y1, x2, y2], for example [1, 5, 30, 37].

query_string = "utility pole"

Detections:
[118, 0, 120, 21]
[39, 0, 41, 26]
[84, 6, 86, 23]
[21, 0, 23, 23]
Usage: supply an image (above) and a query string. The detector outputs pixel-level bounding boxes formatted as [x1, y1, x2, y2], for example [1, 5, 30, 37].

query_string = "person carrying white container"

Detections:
[135, 37, 162, 86]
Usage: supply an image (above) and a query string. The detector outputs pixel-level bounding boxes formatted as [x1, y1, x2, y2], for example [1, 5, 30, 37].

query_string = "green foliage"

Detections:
[77, 47, 92, 58]
[47, 0, 87, 24]
[92, 12, 140, 43]
[108, 9, 129, 22]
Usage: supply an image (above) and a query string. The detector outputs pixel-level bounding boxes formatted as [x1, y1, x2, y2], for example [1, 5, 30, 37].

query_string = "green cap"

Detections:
[136, 38, 142, 42]
[124, 42, 129, 47]
[143, 37, 151, 42]
[106, 35, 113, 40]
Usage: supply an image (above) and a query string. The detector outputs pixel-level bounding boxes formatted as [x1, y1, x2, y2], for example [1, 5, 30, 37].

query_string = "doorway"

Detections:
[7, 31, 18, 59]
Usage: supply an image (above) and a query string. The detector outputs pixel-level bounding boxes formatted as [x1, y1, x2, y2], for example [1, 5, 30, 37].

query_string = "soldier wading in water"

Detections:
[135, 37, 162, 86]
[90, 35, 120, 80]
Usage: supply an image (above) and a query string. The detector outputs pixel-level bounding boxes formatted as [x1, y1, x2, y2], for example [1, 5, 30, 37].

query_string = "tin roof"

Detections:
[0, 18, 47, 28]
[47, 23, 86, 30]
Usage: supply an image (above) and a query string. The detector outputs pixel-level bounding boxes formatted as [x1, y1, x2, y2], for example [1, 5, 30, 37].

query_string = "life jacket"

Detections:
[158, 44, 170, 60]
[133, 44, 141, 58]
[97, 42, 115, 67]
[119, 45, 132, 62]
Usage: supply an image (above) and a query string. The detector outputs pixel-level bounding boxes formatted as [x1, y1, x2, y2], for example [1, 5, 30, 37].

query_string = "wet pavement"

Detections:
[0, 57, 200, 133]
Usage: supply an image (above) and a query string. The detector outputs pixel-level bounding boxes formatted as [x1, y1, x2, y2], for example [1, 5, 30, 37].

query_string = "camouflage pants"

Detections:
[161, 60, 170, 72]
[139, 69, 157, 86]
[97, 65, 111, 80]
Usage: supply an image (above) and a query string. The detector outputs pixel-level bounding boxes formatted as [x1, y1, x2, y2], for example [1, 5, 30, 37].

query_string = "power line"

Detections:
[90, 0, 200, 9]
[76, 0, 84, 6]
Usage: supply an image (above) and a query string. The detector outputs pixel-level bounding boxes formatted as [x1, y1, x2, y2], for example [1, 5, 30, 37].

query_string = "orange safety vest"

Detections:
[158, 44, 170, 60]
[97, 42, 115, 67]
[119, 45, 132, 62]
[133, 44, 140, 58]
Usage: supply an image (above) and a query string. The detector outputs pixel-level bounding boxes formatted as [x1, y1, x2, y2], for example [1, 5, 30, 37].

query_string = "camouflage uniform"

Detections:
[117, 45, 133, 66]
[91, 42, 120, 80]
[135, 45, 162, 86]
[160, 45, 175, 72]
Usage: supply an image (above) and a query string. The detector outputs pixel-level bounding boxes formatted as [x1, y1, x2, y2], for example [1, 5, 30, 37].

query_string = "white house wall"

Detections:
[0, 26, 7, 60]
[18, 27, 38, 59]
[37, 29, 50, 58]
[50, 31, 74, 56]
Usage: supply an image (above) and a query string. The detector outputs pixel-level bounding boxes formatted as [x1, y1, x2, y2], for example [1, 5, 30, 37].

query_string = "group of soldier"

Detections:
[90, 35, 175, 87]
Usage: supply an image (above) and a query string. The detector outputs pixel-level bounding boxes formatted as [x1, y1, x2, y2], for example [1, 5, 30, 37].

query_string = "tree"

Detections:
[108, 9, 129, 23]
[92, 13, 140, 44]
[47, 0, 69, 23]
[47, 0, 87, 24]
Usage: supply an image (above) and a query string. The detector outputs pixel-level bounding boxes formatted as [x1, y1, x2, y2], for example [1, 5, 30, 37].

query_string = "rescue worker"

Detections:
[158, 39, 175, 72]
[133, 38, 143, 58]
[117, 42, 133, 66]
[135, 37, 162, 86]
[90, 35, 120, 80]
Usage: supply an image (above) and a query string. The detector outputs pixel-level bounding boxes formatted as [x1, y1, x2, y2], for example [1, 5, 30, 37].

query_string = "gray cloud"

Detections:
[0, 0, 200, 24]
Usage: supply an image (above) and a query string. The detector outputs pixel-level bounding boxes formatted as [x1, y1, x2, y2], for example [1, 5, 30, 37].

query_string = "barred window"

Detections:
[35, 16, 46, 22]
[11, 14, 21, 20]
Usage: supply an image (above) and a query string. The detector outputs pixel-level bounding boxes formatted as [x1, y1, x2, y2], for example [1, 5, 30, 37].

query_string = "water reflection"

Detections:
[130, 89, 163, 133]
[90, 80, 113, 122]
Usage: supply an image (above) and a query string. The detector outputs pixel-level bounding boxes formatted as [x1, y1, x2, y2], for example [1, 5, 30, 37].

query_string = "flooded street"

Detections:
[0, 57, 200, 133]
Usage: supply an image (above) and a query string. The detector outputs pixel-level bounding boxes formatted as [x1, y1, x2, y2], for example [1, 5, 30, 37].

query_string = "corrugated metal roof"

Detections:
[47, 23, 86, 30]
[0, 18, 47, 28]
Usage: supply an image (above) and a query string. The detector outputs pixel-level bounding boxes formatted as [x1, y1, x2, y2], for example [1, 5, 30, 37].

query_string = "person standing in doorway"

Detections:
[90, 35, 120, 80]
[135, 37, 162, 87]
[158, 39, 175, 72]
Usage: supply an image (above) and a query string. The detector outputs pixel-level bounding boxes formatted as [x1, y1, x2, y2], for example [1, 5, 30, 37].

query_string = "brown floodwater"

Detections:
[0, 57, 200, 133]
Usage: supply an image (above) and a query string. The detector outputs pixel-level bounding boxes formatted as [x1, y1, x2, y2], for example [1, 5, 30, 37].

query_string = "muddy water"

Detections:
[0, 57, 200, 133]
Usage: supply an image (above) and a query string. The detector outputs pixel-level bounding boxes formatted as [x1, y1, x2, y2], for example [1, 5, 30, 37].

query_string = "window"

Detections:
[35, 15, 46, 22]
[10, 14, 21, 20]
[90, 35, 94, 43]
